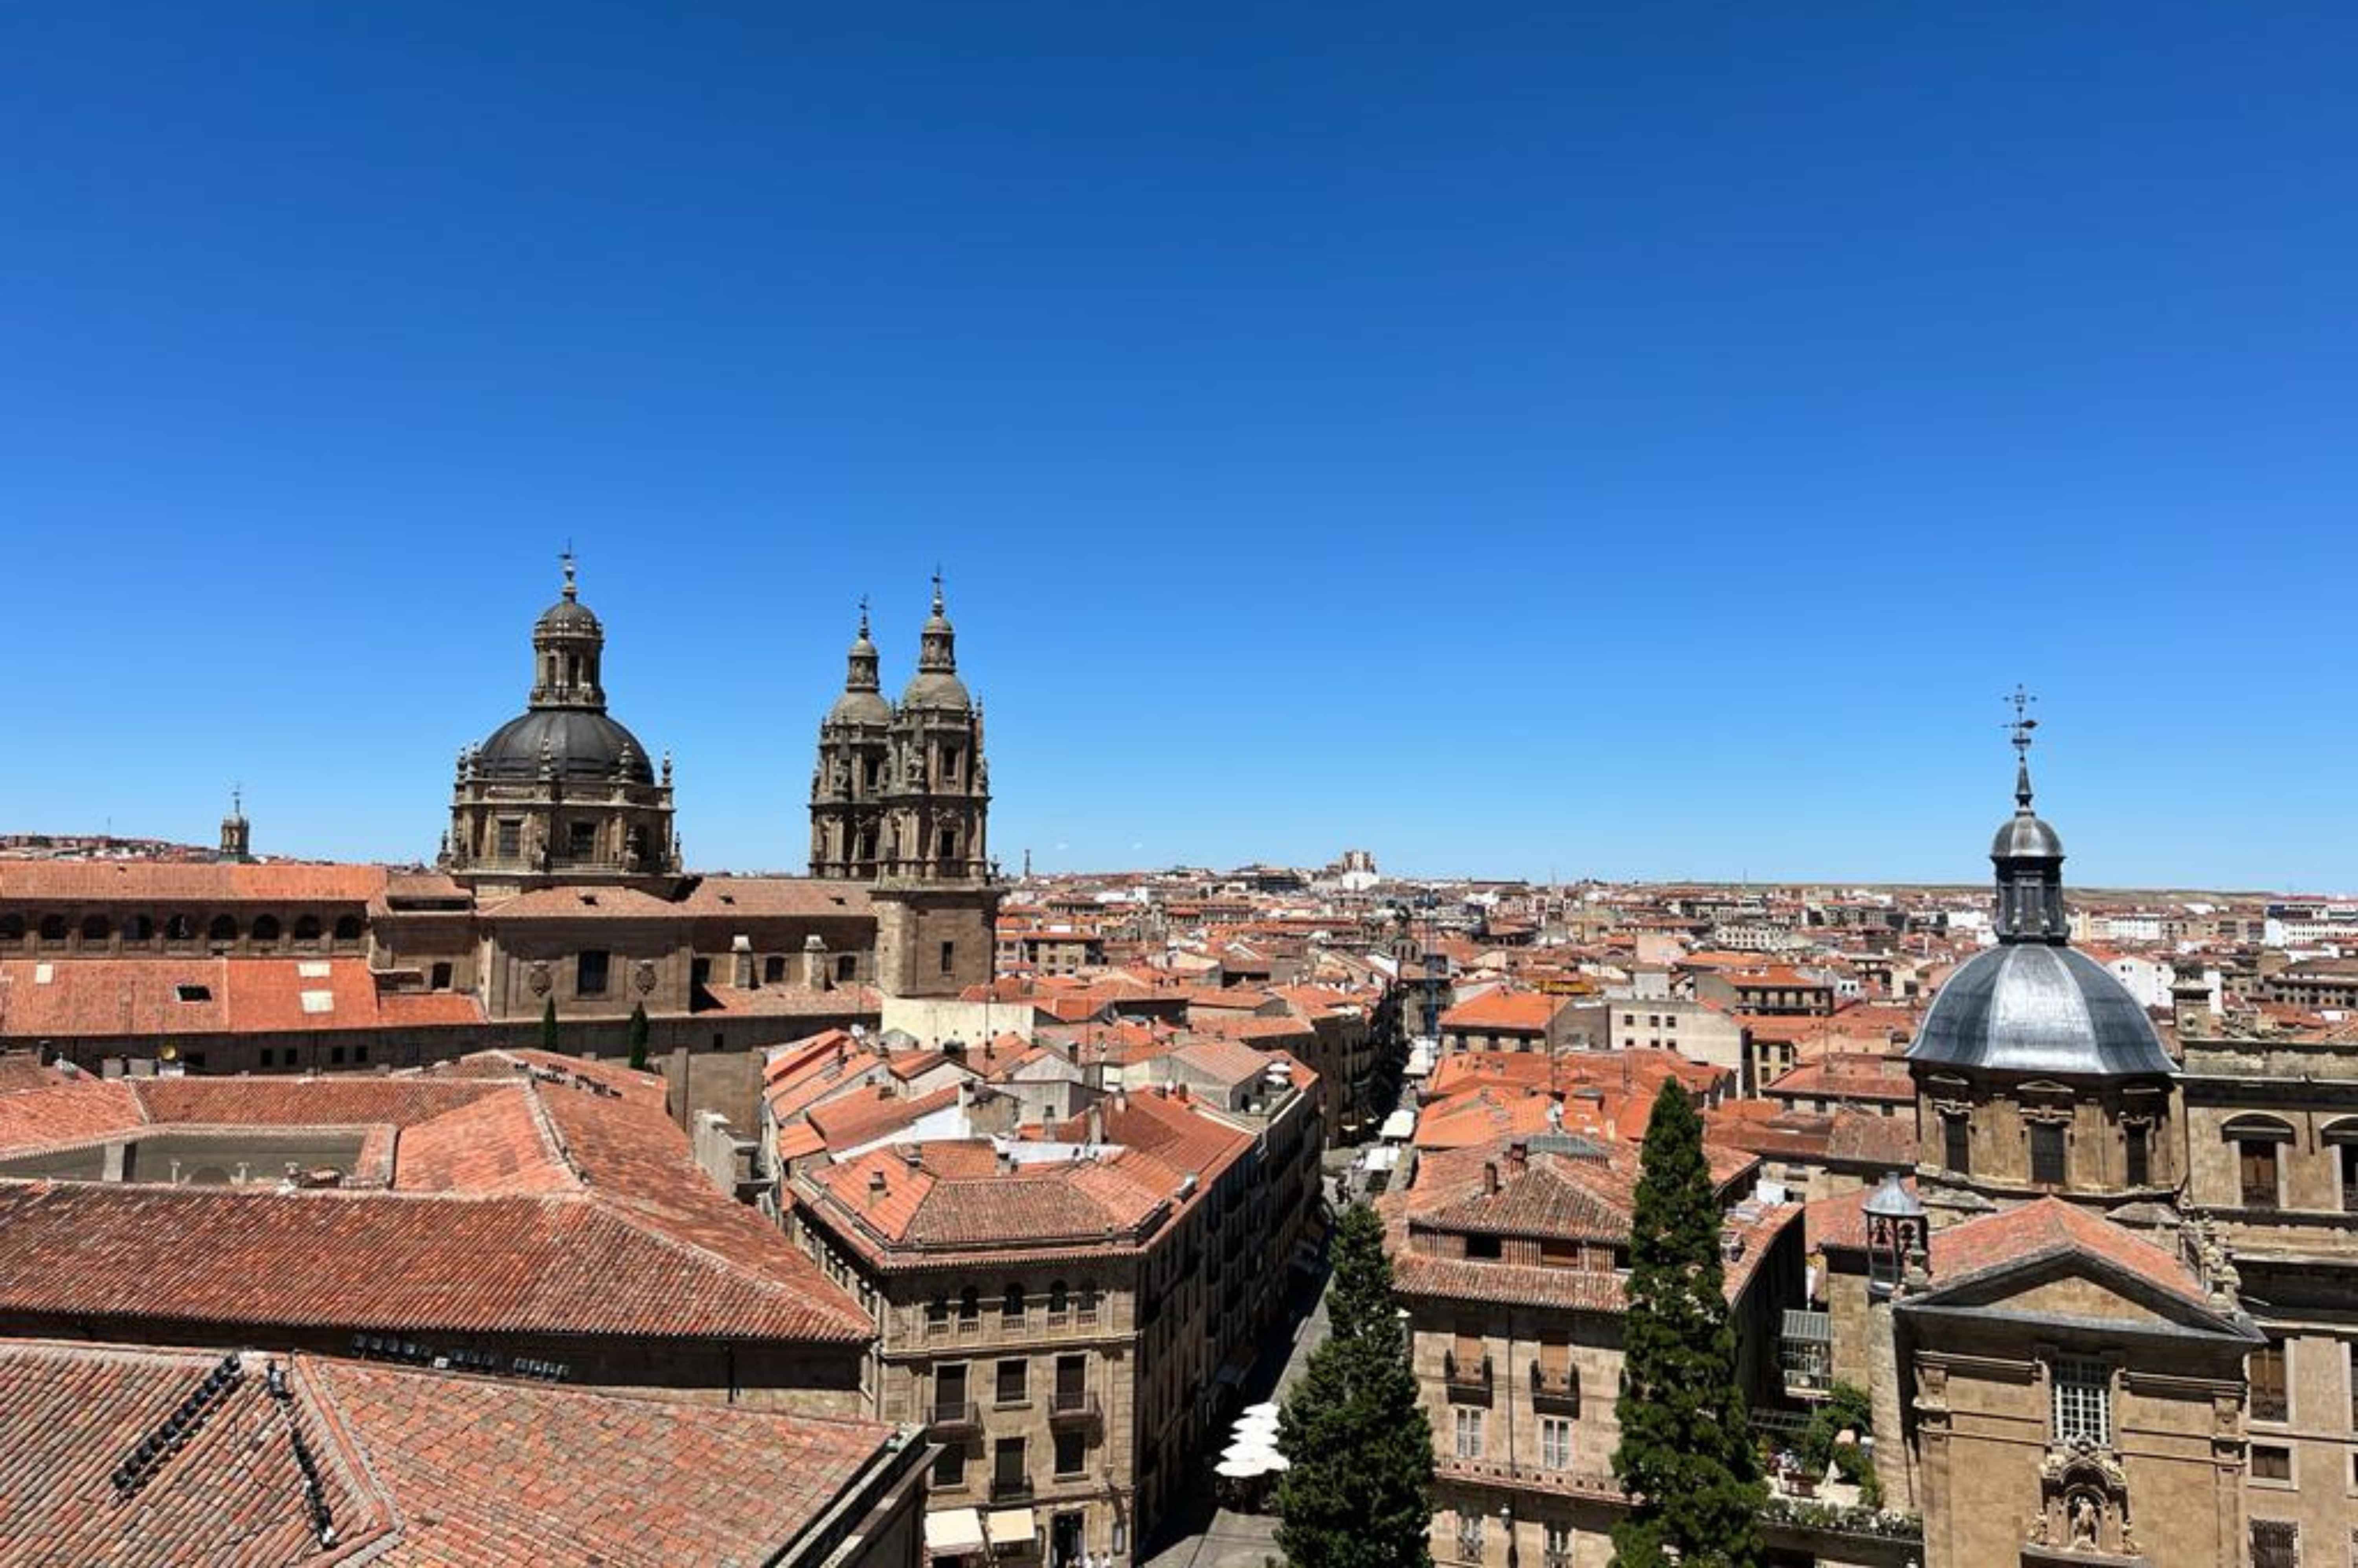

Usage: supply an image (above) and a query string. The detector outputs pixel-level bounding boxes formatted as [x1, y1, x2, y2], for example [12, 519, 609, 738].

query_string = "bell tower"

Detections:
[867, 574, 999, 999]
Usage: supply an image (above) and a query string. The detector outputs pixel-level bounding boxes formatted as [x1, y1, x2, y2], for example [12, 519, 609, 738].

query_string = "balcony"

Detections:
[990, 1474, 1035, 1504]
[1443, 1351, 1493, 1400]
[1047, 1388, 1102, 1427]
[1528, 1361, 1581, 1410]
[928, 1399, 982, 1434]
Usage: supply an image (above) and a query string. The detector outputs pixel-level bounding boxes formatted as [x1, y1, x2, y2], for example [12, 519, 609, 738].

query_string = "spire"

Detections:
[2007, 683, 2038, 812]
[1991, 685, 2067, 944]
[560, 543, 578, 602]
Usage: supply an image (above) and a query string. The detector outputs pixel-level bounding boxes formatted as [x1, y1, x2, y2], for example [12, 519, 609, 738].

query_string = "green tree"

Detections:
[627, 1001, 651, 1072]
[1275, 1203, 1434, 1568]
[539, 996, 559, 1055]
[1611, 1080, 1765, 1568]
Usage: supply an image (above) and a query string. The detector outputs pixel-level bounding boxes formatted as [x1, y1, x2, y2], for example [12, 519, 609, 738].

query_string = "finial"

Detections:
[2005, 684, 2038, 810]
[230, 782, 242, 819]
[931, 566, 945, 616]
[858, 593, 871, 638]
[560, 543, 578, 602]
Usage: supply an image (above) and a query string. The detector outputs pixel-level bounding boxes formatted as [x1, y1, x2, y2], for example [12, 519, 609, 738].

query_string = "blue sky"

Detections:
[2, 2, 2352, 889]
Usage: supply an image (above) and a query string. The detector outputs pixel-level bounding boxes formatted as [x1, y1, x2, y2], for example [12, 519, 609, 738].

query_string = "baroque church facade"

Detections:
[0, 562, 1002, 1072]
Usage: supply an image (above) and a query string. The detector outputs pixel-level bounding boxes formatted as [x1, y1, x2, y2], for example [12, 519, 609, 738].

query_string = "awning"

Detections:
[985, 1506, 1038, 1550]
[1379, 1108, 1417, 1141]
[924, 1506, 987, 1555]
[1781, 1308, 1832, 1344]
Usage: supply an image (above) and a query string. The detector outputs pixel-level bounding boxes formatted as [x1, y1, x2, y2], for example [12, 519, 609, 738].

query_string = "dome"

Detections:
[1992, 811, 2064, 860]
[827, 688, 893, 726]
[899, 670, 971, 711]
[474, 709, 655, 783]
[1908, 944, 2174, 1078]
[535, 597, 602, 637]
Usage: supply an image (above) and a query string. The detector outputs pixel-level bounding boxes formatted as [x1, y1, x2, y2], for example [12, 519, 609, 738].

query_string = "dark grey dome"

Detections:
[1908, 944, 2173, 1077]
[476, 709, 654, 782]
[1992, 812, 2063, 859]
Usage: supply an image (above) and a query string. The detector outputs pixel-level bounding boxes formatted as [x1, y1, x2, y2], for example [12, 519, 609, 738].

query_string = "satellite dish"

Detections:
[158, 1043, 179, 1063]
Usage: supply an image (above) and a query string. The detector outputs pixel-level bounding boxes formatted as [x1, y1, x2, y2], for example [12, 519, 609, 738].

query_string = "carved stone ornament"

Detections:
[632, 960, 657, 995]
[2026, 1436, 2134, 1557]
[527, 962, 553, 997]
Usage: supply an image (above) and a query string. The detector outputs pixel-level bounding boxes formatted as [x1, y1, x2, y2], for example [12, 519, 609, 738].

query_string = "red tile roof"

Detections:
[0, 1338, 904, 1566]
[0, 958, 488, 1039]
[1922, 1197, 2209, 1308]
[1438, 990, 1563, 1033]
[0, 861, 384, 903]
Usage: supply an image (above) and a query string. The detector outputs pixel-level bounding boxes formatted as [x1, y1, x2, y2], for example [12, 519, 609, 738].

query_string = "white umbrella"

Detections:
[1215, 1458, 1267, 1479]
[1242, 1401, 1280, 1418]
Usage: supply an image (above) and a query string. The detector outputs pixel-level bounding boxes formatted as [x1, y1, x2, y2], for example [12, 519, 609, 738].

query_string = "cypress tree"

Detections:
[1275, 1203, 1434, 1568]
[540, 996, 559, 1055]
[627, 1001, 651, 1072]
[1611, 1080, 1764, 1568]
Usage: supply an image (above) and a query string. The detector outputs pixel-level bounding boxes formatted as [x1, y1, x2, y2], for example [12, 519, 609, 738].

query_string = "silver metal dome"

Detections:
[1908, 944, 2174, 1078]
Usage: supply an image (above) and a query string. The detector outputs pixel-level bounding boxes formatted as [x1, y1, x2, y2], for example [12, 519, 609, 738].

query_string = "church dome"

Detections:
[899, 670, 972, 711]
[535, 596, 602, 637]
[1992, 811, 2063, 860]
[828, 687, 893, 725]
[474, 709, 656, 783]
[1908, 943, 2174, 1078]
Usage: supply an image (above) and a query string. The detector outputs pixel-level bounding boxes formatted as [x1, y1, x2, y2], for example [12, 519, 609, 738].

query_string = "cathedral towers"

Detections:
[811, 577, 999, 997]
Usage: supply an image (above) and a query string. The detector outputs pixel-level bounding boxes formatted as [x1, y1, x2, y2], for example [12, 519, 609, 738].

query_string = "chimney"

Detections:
[1482, 1160, 1499, 1195]
[802, 934, 830, 990]
[1507, 1140, 1529, 1176]
[867, 1168, 889, 1202]
[997, 1145, 1016, 1176]
[1086, 1102, 1105, 1146]
[731, 934, 755, 990]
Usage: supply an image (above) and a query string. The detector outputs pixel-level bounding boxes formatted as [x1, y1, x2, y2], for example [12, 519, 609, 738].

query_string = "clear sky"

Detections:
[2, 2, 2351, 890]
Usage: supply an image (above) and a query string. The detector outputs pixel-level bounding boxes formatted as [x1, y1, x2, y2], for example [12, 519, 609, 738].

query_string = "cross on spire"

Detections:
[931, 566, 945, 615]
[560, 543, 578, 600]
[858, 592, 870, 636]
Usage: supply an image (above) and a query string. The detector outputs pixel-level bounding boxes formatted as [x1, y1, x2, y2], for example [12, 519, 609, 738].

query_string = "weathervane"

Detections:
[2005, 684, 2039, 808]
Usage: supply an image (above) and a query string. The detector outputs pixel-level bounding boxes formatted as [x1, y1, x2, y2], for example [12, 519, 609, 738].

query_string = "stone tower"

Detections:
[217, 788, 252, 863]
[442, 556, 679, 893]
[808, 601, 892, 879]
[862, 576, 999, 998]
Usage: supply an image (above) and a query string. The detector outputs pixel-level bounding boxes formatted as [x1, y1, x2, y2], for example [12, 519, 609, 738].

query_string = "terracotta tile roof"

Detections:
[1764, 1053, 1914, 1102]
[1921, 1197, 2210, 1308]
[0, 1181, 866, 1343]
[806, 1084, 962, 1150]
[1392, 1251, 1629, 1312]
[674, 877, 875, 918]
[391, 1090, 579, 1196]
[696, 983, 881, 1019]
[0, 861, 385, 904]
[0, 958, 488, 1039]
[1168, 1035, 1284, 1085]
[1824, 1108, 1919, 1166]
[1438, 990, 1563, 1032]
[0, 1074, 146, 1156]
[0, 1338, 903, 1566]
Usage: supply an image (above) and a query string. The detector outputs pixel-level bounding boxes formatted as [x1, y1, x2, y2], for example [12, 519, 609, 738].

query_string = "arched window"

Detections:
[0, 914, 23, 943]
[1077, 1281, 1099, 1323]
[121, 914, 153, 943]
[1048, 1279, 1069, 1318]
[79, 914, 111, 944]
[207, 914, 240, 944]
[332, 914, 363, 945]
[163, 914, 196, 943]
[251, 914, 282, 944]
[2223, 1115, 2294, 1212]
[37, 914, 68, 946]
[1003, 1283, 1026, 1324]
[294, 914, 323, 945]
[926, 1296, 950, 1332]
[958, 1286, 980, 1324]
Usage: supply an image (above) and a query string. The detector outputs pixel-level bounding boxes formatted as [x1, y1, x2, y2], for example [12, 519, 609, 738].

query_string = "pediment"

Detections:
[1904, 1251, 2244, 1339]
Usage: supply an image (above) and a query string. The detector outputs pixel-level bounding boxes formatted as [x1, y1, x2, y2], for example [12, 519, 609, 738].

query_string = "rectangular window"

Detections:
[2342, 1144, 2358, 1214]
[996, 1357, 1027, 1406]
[496, 819, 522, 859]
[993, 1436, 1025, 1489]
[2251, 1341, 2288, 1423]
[763, 954, 785, 984]
[1543, 1523, 1576, 1564]
[2242, 1140, 2281, 1209]
[1540, 1415, 1574, 1470]
[2125, 1124, 2150, 1187]
[1455, 1514, 1484, 1560]
[1453, 1406, 1484, 1459]
[2031, 1122, 2067, 1186]
[837, 952, 857, 982]
[430, 961, 452, 991]
[1943, 1116, 1970, 1175]
[577, 949, 610, 997]
[2252, 1444, 2292, 1481]
[1053, 1428, 1087, 1477]
[2052, 1356, 2111, 1446]
[940, 940, 956, 975]
[2250, 1520, 2297, 1568]
[1464, 1234, 1502, 1260]
[567, 820, 597, 859]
